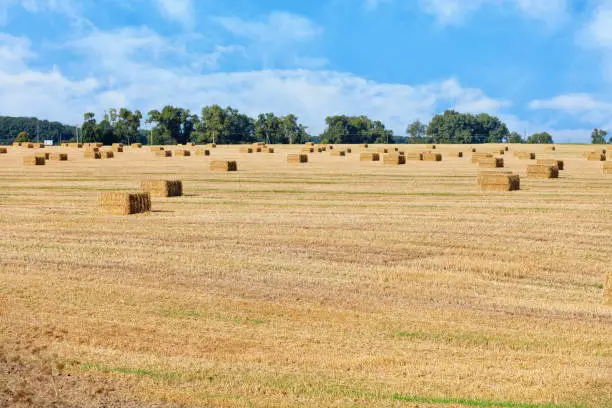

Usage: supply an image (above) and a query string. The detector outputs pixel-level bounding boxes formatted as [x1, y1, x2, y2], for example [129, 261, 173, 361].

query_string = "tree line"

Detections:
[0, 116, 76, 145]
[6, 106, 612, 145]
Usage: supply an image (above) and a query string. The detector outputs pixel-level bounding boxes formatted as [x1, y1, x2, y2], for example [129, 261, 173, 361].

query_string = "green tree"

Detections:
[14, 130, 32, 143]
[426, 110, 509, 144]
[146, 106, 195, 145]
[591, 128, 608, 144]
[255, 113, 282, 144]
[81, 112, 99, 143]
[280, 114, 308, 144]
[508, 132, 524, 144]
[197, 105, 226, 144]
[527, 132, 554, 144]
[406, 120, 427, 143]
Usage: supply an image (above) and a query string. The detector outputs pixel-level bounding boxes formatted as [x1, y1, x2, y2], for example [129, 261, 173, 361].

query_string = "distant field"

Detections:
[0, 144, 610, 407]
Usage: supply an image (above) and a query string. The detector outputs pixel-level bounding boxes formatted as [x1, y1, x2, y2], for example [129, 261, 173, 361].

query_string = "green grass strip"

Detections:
[393, 394, 587, 408]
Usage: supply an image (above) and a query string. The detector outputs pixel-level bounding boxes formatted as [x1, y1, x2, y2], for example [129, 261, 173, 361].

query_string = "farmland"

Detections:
[0, 144, 611, 407]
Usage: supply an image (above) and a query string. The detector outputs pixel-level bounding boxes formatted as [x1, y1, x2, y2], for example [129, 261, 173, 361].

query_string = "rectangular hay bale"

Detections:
[478, 157, 504, 168]
[210, 160, 237, 172]
[23, 156, 45, 165]
[360, 152, 380, 161]
[49, 153, 68, 161]
[478, 172, 520, 191]
[537, 159, 564, 170]
[382, 153, 406, 165]
[100, 192, 151, 215]
[422, 152, 442, 162]
[140, 180, 183, 197]
[527, 165, 559, 179]
[287, 154, 308, 163]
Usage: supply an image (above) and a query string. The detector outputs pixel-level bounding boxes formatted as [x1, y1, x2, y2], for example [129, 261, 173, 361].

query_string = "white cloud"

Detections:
[216, 11, 326, 69]
[0, 0, 85, 25]
[419, 0, 568, 26]
[154, 0, 194, 28]
[529, 93, 612, 128]
[217, 11, 323, 44]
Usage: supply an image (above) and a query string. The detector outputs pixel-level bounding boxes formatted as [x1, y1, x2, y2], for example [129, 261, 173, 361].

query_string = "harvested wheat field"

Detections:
[0, 143, 611, 408]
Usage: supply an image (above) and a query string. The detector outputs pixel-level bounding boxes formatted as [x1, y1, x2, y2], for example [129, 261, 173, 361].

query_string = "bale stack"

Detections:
[377, 147, 389, 154]
[448, 152, 463, 158]
[472, 153, 493, 164]
[22, 143, 34, 148]
[112, 144, 123, 152]
[174, 149, 191, 157]
[360, 152, 380, 162]
[544, 146, 556, 151]
[49, 153, 68, 161]
[586, 152, 606, 161]
[84, 151, 102, 159]
[537, 159, 564, 171]
[210, 160, 237, 172]
[287, 154, 308, 163]
[185, 142, 195, 147]
[422, 152, 442, 162]
[206, 143, 217, 149]
[99, 192, 151, 215]
[140, 180, 183, 197]
[154, 150, 172, 157]
[302, 147, 314, 153]
[527, 165, 559, 179]
[23, 156, 45, 166]
[504, 146, 509, 151]
[330, 150, 346, 157]
[305, 142, 315, 147]
[471, 148, 477, 152]
[0, 147, 7, 154]
[425, 145, 436, 150]
[383, 153, 406, 165]
[85, 147, 100, 153]
[360, 144, 369, 149]
[479, 157, 504, 168]
[131, 143, 143, 148]
[478, 171, 520, 191]
[239, 147, 253, 154]
[515, 152, 536, 160]
[317, 145, 327, 152]
[266, 147, 275, 153]
[12, 142, 21, 147]
[497, 149, 505, 155]
[346, 148, 352, 154]
[406, 152, 423, 161]
[150, 146, 165, 152]
[603, 162, 612, 175]
[195, 149, 211, 156]
[101, 151, 114, 159]
[328, 145, 334, 150]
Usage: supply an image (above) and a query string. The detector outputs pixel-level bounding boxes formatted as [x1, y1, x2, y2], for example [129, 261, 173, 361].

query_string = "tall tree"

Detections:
[280, 114, 308, 144]
[255, 113, 281, 144]
[527, 132, 554, 144]
[426, 110, 509, 144]
[406, 120, 427, 143]
[14, 130, 31, 143]
[508, 131, 524, 143]
[81, 112, 99, 142]
[591, 128, 608, 144]
[146, 106, 194, 145]
[198, 105, 226, 144]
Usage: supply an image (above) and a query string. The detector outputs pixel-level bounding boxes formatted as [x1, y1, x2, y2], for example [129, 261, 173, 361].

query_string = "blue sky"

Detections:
[1, 0, 611, 142]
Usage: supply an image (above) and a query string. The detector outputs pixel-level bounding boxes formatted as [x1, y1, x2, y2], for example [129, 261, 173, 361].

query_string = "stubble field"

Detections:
[0, 144, 610, 407]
